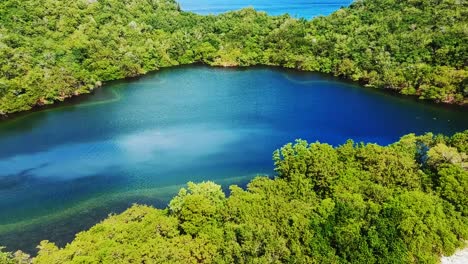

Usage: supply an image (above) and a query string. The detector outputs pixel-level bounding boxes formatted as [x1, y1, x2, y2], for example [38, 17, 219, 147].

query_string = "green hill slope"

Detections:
[0, 0, 467, 115]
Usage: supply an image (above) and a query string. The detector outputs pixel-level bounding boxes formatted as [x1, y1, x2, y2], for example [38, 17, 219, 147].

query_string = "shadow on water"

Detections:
[0, 172, 129, 225]
[0, 197, 169, 255]
[0, 65, 466, 256]
[0, 174, 259, 255]
[0, 88, 114, 133]
[0, 65, 466, 127]
[0, 65, 168, 125]
[0, 164, 49, 190]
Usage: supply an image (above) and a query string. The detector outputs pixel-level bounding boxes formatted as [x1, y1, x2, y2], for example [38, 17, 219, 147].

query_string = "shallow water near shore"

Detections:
[0, 66, 467, 254]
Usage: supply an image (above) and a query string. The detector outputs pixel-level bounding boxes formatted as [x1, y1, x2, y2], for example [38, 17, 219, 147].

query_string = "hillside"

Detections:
[0, 0, 467, 115]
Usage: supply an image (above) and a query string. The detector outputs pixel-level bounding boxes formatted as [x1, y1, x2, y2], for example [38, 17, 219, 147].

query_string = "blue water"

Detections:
[178, 0, 353, 18]
[0, 66, 466, 253]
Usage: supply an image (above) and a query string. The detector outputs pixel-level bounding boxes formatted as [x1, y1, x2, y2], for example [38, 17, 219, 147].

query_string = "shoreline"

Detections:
[1, 64, 467, 123]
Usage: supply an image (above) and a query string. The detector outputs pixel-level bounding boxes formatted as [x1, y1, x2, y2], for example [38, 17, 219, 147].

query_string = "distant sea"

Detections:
[177, 0, 354, 19]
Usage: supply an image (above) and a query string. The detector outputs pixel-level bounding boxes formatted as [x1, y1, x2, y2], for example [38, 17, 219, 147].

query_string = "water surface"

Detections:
[0, 66, 466, 253]
[178, 0, 354, 18]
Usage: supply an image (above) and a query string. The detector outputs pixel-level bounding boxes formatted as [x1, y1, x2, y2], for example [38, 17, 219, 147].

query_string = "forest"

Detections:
[1, 131, 467, 263]
[0, 0, 467, 115]
[1, 0, 467, 263]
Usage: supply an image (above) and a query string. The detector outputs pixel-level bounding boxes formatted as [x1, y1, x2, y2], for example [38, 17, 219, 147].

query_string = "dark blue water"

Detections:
[178, 0, 353, 18]
[0, 66, 466, 253]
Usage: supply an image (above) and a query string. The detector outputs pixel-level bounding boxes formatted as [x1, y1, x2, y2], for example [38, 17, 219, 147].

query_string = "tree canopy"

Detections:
[2, 131, 467, 263]
[0, 0, 467, 115]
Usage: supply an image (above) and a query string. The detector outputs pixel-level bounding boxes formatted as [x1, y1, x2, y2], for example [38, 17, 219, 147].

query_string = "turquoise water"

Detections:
[0, 66, 467, 253]
[178, 0, 353, 18]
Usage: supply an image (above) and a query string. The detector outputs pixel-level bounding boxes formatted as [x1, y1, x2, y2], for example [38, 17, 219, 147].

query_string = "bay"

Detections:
[0, 66, 466, 253]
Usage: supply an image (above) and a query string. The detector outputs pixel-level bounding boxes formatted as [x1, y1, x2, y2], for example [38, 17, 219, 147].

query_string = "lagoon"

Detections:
[177, 0, 354, 19]
[0, 66, 467, 253]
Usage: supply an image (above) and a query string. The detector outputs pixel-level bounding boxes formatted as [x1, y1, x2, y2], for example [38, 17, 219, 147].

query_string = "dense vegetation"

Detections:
[0, 0, 467, 115]
[1, 0, 467, 262]
[1, 131, 467, 263]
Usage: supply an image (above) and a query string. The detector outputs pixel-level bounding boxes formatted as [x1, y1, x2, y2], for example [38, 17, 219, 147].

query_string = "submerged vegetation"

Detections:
[0, 0, 467, 115]
[1, 131, 467, 263]
[1, 0, 467, 263]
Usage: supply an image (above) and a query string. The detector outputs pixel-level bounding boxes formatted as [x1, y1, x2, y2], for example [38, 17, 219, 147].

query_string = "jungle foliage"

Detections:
[2, 131, 467, 263]
[0, 0, 467, 115]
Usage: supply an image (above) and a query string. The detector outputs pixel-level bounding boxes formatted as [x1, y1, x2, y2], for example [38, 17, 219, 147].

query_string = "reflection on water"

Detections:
[0, 66, 467, 254]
